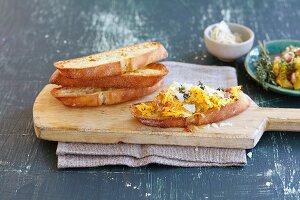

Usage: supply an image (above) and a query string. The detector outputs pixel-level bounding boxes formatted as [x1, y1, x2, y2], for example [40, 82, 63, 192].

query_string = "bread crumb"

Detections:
[211, 123, 219, 128]
[203, 124, 211, 129]
[219, 122, 233, 127]
[247, 152, 252, 159]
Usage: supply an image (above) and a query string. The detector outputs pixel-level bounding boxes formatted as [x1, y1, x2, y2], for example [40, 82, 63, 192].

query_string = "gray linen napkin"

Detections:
[56, 61, 246, 168]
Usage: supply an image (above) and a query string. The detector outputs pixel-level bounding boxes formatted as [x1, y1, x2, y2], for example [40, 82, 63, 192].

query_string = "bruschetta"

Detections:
[131, 82, 250, 128]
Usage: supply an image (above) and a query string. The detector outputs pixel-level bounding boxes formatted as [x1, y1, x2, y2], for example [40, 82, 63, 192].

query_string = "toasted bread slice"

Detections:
[131, 91, 250, 128]
[54, 42, 168, 79]
[49, 63, 168, 88]
[51, 81, 163, 107]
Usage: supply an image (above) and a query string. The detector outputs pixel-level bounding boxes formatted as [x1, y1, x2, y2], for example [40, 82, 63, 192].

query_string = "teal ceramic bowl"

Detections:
[245, 40, 300, 96]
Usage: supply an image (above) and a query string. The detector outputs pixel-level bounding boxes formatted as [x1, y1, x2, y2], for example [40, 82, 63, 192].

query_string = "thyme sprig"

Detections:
[178, 84, 190, 100]
[256, 41, 277, 89]
[198, 81, 205, 90]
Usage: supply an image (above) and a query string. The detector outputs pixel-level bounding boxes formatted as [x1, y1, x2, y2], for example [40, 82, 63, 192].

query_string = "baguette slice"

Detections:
[49, 63, 168, 88]
[51, 81, 163, 107]
[131, 91, 250, 128]
[54, 42, 168, 79]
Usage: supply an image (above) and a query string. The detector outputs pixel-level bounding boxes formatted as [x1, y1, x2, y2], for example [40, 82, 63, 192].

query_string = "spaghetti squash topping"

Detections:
[136, 103, 155, 117]
[136, 82, 242, 118]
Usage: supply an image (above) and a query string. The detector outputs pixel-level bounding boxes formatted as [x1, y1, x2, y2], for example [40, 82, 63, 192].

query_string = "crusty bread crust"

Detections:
[51, 81, 163, 107]
[54, 42, 168, 79]
[51, 91, 101, 107]
[131, 92, 250, 128]
[49, 63, 168, 88]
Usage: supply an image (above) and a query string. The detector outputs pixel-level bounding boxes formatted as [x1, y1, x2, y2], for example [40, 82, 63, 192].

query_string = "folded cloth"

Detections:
[57, 143, 246, 168]
[56, 61, 246, 168]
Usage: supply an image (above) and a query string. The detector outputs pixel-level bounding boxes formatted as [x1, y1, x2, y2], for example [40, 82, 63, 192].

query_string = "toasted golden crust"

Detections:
[54, 42, 168, 79]
[51, 88, 101, 107]
[49, 63, 168, 88]
[51, 81, 163, 107]
[131, 92, 250, 128]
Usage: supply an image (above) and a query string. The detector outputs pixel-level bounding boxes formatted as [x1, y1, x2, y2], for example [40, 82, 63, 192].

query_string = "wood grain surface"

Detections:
[1, 0, 300, 199]
[33, 84, 300, 149]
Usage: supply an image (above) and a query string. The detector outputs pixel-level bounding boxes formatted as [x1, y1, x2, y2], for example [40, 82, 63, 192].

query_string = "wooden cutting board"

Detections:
[33, 84, 300, 149]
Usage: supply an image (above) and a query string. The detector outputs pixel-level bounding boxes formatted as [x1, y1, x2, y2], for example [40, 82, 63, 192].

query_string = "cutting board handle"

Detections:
[258, 108, 300, 132]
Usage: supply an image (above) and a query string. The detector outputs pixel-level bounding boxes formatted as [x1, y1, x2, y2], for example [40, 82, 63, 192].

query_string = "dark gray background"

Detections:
[0, 0, 300, 199]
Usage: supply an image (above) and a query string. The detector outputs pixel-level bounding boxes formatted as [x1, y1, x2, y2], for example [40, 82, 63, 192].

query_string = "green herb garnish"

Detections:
[183, 93, 190, 100]
[198, 81, 205, 90]
[256, 41, 277, 89]
[178, 85, 185, 93]
[285, 61, 295, 74]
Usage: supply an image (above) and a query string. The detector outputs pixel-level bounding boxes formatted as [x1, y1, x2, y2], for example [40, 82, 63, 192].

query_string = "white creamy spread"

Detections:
[203, 85, 224, 98]
[167, 82, 227, 117]
[183, 104, 196, 113]
[170, 82, 224, 98]
[210, 21, 242, 44]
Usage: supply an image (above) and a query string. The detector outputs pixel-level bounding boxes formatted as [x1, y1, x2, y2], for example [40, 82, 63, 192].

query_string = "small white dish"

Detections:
[204, 22, 255, 62]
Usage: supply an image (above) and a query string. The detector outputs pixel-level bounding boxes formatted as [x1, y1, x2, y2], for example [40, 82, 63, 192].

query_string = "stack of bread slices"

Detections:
[49, 42, 168, 107]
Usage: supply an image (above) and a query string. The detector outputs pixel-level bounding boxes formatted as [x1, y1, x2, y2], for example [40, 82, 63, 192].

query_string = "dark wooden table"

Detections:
[1, 0, 300, 199]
